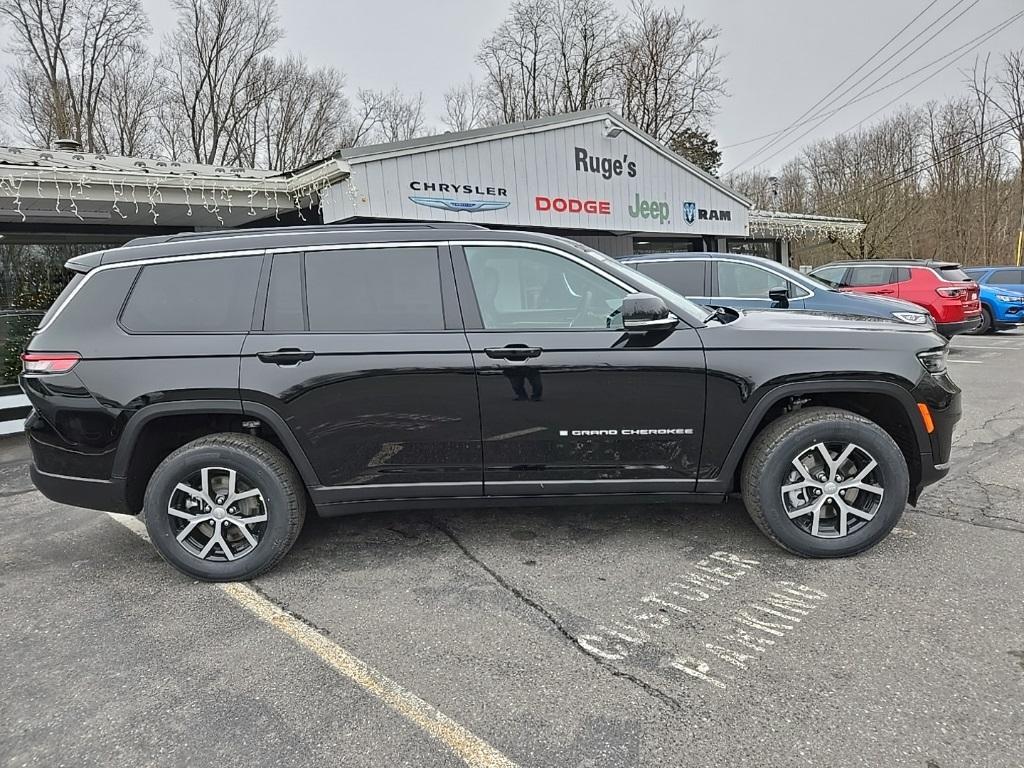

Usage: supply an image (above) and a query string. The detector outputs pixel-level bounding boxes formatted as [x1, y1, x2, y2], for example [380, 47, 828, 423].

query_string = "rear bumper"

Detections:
[29, 464, 132, 514]
[936, 316, 982, 338]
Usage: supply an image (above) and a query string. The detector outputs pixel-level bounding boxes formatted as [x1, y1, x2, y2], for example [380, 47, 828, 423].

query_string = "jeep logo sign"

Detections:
[628, 193, 670, 224]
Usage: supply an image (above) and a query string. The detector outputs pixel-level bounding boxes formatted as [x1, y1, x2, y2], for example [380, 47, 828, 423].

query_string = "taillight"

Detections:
[935, 286, 965, 299]
[21, 352, 81, 374]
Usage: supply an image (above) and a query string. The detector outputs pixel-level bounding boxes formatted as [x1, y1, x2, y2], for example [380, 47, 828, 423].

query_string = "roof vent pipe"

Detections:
[51, 138, 82, 152]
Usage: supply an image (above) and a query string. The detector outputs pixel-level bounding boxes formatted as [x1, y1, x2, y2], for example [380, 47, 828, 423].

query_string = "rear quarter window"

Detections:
[934, 266, 970, 282]
[120, 255, 262, 333]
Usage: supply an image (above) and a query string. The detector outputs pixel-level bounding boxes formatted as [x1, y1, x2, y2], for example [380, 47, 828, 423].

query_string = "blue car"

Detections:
[622, 252, 934, 327]
[963, 266, 1024, 333]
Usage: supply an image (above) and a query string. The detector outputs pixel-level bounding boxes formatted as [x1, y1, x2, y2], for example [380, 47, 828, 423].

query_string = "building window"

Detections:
[632, 237, 704, 255]
[726, 239, 780, 262]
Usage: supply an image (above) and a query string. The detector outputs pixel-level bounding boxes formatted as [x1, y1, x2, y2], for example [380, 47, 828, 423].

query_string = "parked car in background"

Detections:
[962, 266, 1024, 334]
[622, 252, 934, 327]
[810, 260, 981, 339]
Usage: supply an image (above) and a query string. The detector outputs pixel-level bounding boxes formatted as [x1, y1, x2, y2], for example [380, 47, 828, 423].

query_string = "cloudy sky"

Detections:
[7, 0, 1024, 170]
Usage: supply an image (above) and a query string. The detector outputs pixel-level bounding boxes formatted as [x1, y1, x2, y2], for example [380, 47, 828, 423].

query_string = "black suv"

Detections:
[23, 224, 960, 581]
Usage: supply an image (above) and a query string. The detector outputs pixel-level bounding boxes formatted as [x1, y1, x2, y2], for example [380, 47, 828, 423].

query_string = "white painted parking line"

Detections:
[948, 359, 983, 364]
[104, 513, 519, 768]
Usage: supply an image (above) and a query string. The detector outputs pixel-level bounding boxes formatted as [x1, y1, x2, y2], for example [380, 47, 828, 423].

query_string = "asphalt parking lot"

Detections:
[2, 330, 1023, 768]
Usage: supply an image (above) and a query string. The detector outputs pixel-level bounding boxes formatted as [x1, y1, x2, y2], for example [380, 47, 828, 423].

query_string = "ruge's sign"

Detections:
[322, 114, 749, 236]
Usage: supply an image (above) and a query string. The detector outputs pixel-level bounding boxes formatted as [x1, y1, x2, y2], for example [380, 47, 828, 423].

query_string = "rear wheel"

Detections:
[741, 407, 908, 557]
[967, 307, 992, 335]
[143, 433, 305, 581]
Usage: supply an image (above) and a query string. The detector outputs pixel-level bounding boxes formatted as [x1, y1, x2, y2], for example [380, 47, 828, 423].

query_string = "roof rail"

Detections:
[123, 222, 488, 247]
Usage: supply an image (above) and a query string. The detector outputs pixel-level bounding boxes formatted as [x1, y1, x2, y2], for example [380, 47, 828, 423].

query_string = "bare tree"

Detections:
[476, 0, 617, 123]
[614, 0, 725, 142]
[442, 79, 488, 132]
[0, 0, 149, 149]
[476, 0, 559, 123]
[257, 56, 349, 170]
[347, 87, 425, 146]
[994, 49, 1024, 264]
[159, 0, 282, 166]
[549, 0, 618, 112]
[95, 43, 160, 155]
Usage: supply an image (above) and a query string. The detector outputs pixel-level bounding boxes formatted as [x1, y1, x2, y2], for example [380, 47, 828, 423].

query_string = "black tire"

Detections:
[967, 307, 992, 335]
[143, 433, 305, 581]
[740, 407, 908, 558]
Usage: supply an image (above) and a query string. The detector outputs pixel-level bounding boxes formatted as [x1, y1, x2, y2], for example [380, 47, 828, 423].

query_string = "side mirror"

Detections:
[621, 293, 679, 333]
[768, 287, 790, 308]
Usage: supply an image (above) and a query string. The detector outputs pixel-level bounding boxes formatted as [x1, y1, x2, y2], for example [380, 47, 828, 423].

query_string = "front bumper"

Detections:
[936, 316, 982, 338]
[992, 302, 1024, 326]
[909, 373, 961, 504]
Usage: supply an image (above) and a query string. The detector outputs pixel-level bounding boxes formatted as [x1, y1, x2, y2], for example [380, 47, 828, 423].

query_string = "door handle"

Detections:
[484, 345, 543, 361]
[871, 288, 895, 295]
[257, 348, 315, 365]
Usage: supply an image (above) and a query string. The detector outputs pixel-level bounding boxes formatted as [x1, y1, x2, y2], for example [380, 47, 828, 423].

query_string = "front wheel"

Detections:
[741, 407, 909, 557]
[143, 433, 306, 581]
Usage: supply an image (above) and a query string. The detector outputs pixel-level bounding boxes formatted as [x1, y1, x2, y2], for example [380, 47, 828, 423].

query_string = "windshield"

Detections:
[564, 243, 713, 325]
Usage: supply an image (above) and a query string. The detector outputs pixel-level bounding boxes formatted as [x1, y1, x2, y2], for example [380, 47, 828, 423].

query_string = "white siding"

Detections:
[323, 117, 749, 238]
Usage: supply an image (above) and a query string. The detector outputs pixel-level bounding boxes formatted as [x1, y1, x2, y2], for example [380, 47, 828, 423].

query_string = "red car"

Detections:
[810, 260, 982, 338]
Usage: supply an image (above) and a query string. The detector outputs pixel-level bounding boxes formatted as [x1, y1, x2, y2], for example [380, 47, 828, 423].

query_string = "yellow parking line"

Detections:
[105, 513, 519, 768]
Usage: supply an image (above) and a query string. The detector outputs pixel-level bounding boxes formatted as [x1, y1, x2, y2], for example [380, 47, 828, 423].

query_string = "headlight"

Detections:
[995, 294, 1024, 303]
[918, 348, 947, 375]
[893, 311, 930, 325]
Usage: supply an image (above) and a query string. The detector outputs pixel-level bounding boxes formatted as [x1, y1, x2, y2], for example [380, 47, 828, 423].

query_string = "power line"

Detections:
[839, 9, 1024, 134]
[723, 0, 946, 151]
[722, 7, 1020, 151]
[728, 0, 987, 174]
[727, 0, 957, 167]
[734, 6, 1021, 174]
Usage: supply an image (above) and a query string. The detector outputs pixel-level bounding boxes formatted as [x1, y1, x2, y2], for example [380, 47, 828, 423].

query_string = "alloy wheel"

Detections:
[166, 466, 268, 561]
[780, 442, 884, 539]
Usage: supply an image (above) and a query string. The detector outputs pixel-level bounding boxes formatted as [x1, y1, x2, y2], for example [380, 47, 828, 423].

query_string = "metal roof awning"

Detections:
[0, 146, 350, 228]
[749, 210, 865, 242]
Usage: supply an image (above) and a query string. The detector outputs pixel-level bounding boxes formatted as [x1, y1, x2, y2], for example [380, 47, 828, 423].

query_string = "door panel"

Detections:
[467, 328, 706, 494]
[241, 245, 482, 499]
[455, 243, 706, 496]
[241, 332, 481, 496]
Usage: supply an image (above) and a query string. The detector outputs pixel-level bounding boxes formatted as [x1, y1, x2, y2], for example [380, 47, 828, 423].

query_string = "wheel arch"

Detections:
[709, 380, 927, 497]
[113, 400, 318, 513]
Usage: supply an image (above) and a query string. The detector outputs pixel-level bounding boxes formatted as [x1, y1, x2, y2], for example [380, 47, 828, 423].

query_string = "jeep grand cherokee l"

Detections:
[22, 224, 960, 581]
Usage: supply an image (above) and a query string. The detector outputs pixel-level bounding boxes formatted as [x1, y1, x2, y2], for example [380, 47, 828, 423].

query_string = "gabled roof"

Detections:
[338, 109, 752, 208]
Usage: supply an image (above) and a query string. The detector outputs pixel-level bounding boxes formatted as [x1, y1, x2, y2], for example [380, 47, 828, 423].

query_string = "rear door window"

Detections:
[304, 247, 444, 332]
[634, 261, 706, 296]
[120, 255, 261, 333]
[846, 266, 895, 287]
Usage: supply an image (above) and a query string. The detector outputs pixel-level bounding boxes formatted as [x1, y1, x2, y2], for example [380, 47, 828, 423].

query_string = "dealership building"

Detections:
[0, 109, 862, 427]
